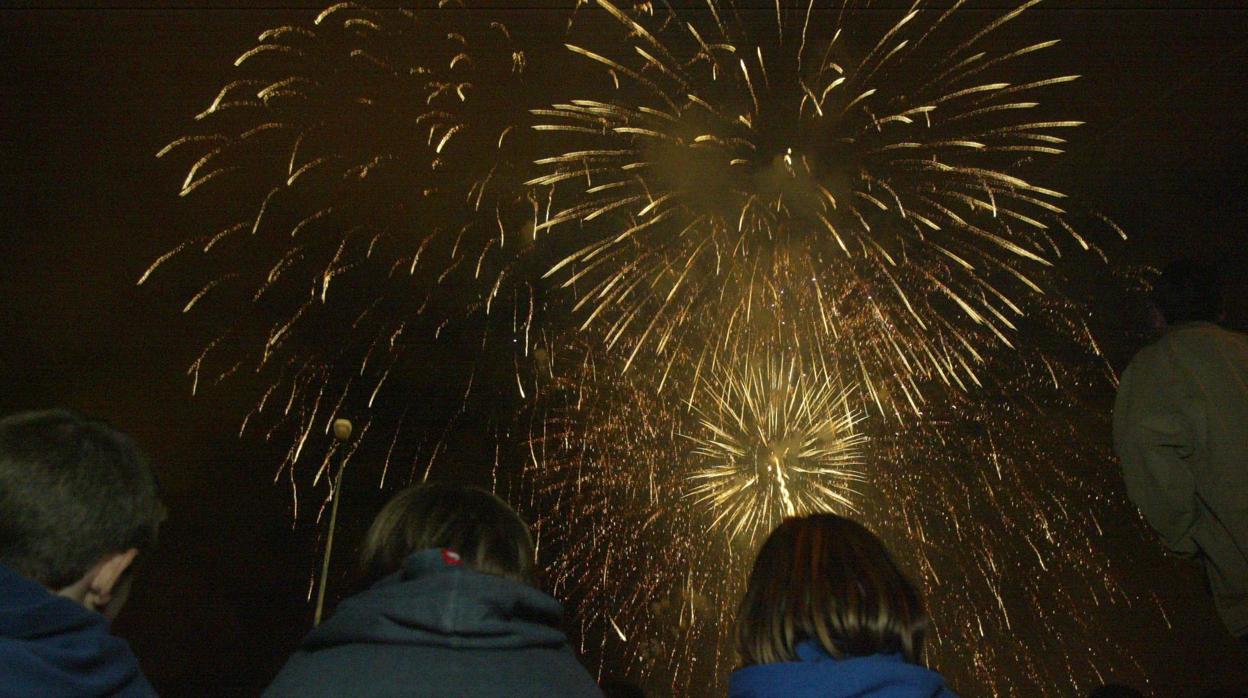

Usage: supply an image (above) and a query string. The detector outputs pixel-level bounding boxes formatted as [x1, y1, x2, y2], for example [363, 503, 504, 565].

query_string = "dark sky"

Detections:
[2, 2, 1247, 696]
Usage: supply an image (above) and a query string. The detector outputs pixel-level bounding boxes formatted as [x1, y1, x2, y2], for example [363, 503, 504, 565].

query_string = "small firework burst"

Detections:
[686, 355, 866, 543]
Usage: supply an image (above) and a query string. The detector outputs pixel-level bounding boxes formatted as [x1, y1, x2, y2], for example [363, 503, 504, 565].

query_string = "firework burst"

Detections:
[152, 2, 1169, 696]
[525, 333, 1158, 696]
[686, 354, 865, 544]
[532, 0, 1120, 416]
[145, 3, 548, 503]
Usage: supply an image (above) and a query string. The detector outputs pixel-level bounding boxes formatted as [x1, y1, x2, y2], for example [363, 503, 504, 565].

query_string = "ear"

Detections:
[84, 549, 139, 615]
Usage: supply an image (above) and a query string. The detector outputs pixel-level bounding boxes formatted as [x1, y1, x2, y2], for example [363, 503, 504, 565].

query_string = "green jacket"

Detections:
[1113, 322, 1248, 636]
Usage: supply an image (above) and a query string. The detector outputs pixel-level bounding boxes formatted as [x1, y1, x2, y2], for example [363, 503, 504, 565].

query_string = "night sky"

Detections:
[2, 2, 1247, 696]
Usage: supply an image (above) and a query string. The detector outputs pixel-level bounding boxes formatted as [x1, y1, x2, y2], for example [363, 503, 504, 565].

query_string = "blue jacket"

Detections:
[264, 549, 603, 698]
[0, 563, 157, 698]
[729, 641, 957, 698]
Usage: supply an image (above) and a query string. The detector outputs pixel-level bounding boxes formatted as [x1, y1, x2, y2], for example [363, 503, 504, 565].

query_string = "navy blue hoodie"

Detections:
[729, 640, 957, 698]
[0, 563, 157, 698]
[264, 549, 603, 698]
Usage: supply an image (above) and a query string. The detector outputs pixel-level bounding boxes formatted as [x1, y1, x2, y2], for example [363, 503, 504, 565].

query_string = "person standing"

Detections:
[1113, 259, 1248, 641]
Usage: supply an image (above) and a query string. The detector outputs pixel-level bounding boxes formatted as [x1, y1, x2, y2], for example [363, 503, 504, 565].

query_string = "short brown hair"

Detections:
[0, 410, 165, 588]
[735, 513, 927, 666]
[359, 482, 535, 585]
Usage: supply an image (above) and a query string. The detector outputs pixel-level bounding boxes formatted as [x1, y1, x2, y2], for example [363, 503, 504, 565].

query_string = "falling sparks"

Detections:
[151, 2, 1170, 696]
[526, 337, 1158, 695]
[531, 0, 1105, 418]
[145, 4, 545, 506]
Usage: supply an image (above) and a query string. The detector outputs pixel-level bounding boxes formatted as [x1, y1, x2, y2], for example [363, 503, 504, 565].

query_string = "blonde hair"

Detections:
[735, 513, 928, 666]
[359, 483, 535, 585]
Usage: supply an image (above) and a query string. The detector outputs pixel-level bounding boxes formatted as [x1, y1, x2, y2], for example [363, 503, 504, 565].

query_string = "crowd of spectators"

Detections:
[1, 260, 1244, 696]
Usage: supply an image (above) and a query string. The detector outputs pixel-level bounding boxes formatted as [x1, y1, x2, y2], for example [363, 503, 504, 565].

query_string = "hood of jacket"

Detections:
[0, 563, 155, 698]
[729, 641, 955, 698]
[305, 548, 569, 653]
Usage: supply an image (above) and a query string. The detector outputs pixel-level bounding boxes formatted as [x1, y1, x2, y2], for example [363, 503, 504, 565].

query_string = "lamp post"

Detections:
[314, 417, 353, 626]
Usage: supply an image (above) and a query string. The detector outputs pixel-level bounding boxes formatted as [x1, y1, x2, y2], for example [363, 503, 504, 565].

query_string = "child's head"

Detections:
[0, 410, 165, 619]
[735, 513, 927, 666]
[359, 482, 535, 585]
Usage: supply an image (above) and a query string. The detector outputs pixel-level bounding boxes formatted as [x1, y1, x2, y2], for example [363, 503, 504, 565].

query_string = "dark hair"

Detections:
[0, 410, 165, 588]
[735, 513, 927, 666]
[1155, 259, 1223, 324]
[359, 482, 535, 584]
